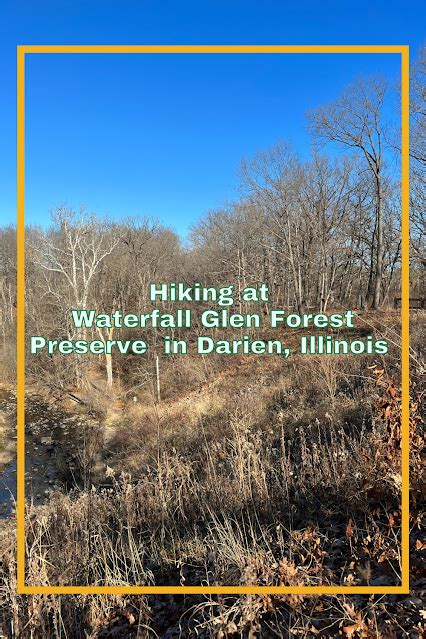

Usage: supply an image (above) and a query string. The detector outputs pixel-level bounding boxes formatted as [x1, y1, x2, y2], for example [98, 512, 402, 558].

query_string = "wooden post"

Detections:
[155, 354, 161, 403]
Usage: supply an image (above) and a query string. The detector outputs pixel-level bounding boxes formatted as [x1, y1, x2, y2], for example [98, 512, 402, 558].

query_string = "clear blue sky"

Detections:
[1, 0, 424, 237]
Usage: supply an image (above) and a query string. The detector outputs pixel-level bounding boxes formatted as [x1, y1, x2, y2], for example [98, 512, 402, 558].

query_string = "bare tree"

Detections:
[241, 143, 309, 312]
[410, 47, 425, 288]
[31, 207, 119, 386]
[308, 78, 389, 309]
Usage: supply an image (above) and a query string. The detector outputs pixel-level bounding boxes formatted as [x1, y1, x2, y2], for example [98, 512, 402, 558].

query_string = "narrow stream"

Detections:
[0, 388, 99, 518]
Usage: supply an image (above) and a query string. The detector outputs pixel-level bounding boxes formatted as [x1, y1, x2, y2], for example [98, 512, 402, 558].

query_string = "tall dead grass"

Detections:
[1, 322, 423, 637]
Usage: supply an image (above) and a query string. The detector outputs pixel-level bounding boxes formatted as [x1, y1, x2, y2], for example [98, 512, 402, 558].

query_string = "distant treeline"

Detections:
[0, 50, 424, 388]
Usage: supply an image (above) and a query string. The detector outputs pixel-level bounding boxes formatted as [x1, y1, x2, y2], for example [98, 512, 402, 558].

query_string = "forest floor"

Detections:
[0, 311, 424, 637]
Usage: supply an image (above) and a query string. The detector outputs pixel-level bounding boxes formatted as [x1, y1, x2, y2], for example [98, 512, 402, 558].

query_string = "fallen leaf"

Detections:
[343, 623, 361, 638]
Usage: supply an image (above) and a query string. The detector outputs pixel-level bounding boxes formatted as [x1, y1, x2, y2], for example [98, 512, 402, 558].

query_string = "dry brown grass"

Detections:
[0, 314, 424, 637]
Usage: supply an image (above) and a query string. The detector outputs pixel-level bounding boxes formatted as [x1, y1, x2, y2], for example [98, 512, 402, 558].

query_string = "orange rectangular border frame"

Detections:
[16, 44, 410, 595]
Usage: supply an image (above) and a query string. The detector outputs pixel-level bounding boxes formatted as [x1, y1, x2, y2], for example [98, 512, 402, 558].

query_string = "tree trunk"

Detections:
[105, 353, 113, 391]
[372, 176, 384, 309]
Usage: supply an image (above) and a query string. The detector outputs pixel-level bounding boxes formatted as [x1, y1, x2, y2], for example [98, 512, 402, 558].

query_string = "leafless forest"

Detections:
[0, 52, 424, 637]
